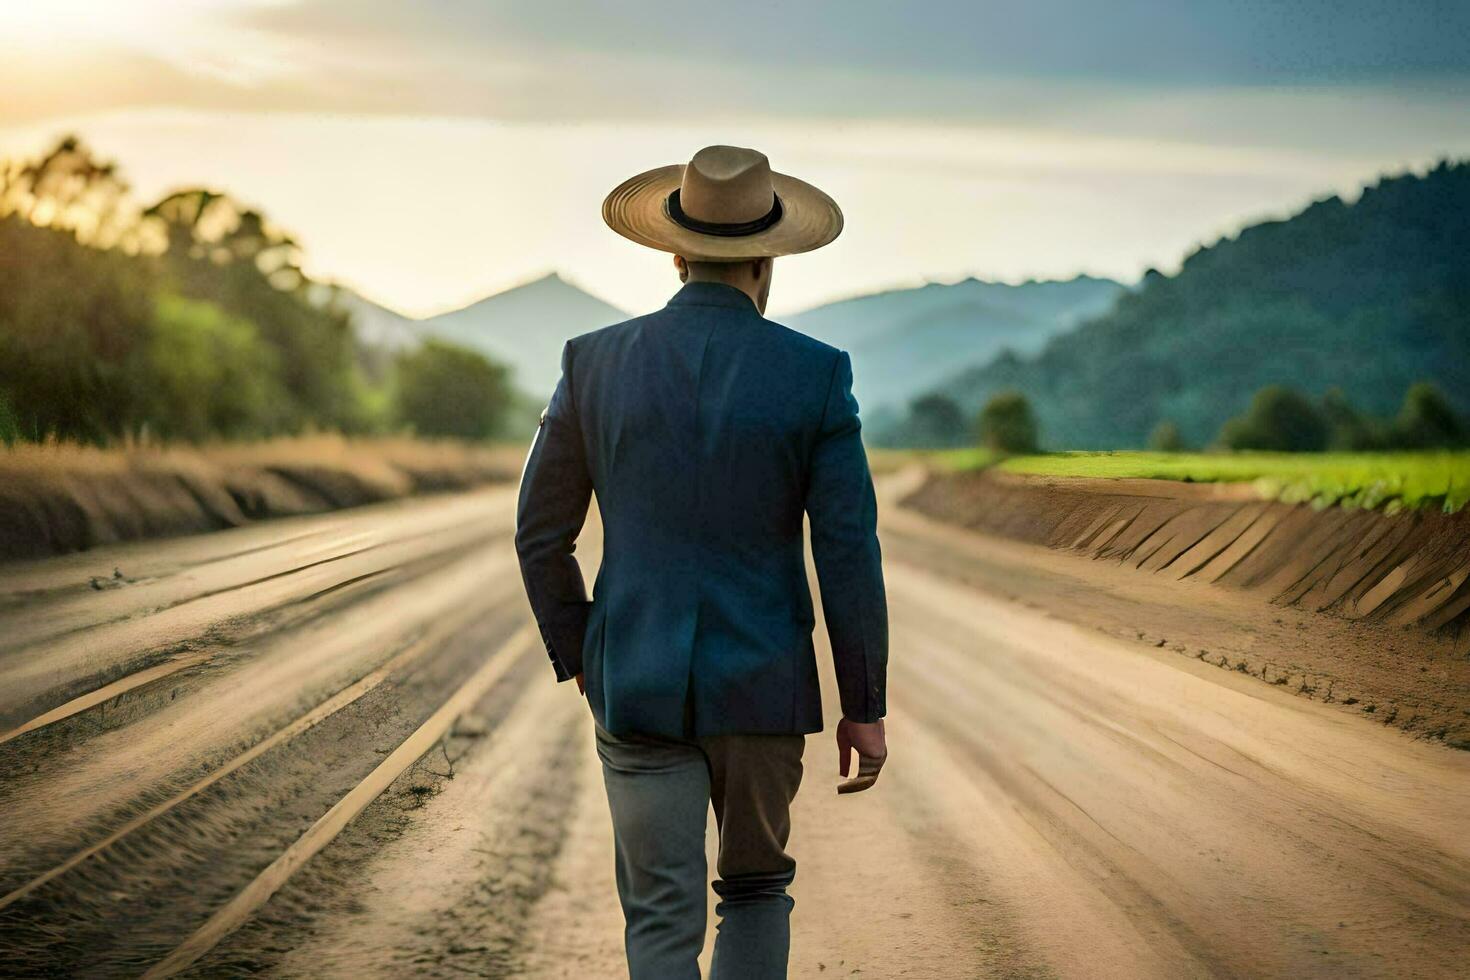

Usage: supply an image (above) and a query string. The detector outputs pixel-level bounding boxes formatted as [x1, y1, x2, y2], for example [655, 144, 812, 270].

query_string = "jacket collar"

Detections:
[666, 281, 759, 313]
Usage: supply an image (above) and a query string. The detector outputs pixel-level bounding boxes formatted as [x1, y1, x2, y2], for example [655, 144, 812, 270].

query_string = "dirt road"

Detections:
[1, 484, 1466, 978]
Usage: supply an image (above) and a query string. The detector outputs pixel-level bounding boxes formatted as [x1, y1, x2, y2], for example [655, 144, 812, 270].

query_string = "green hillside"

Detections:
[892, 161, 1469, 449]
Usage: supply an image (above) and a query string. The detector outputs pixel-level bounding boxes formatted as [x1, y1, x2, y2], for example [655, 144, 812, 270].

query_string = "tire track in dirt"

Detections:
[0, 545, 526, 885]
[0, 609, 537, 977]
[144, 624, 540, 977]
[203, 661, 588, 979]
[0, 519, 511, 732]
[0, 598, 500, 912]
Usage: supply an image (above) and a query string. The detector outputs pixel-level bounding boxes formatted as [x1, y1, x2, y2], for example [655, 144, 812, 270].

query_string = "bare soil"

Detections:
[2, 485, 1466, 977]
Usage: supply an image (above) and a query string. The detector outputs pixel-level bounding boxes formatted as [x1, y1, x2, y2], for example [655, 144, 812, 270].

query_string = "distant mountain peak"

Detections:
[431, 270, 623, 320]
[799, 272, 1126, 313]
[415, 271, 627, 396]
[784, 274, 1127, 412]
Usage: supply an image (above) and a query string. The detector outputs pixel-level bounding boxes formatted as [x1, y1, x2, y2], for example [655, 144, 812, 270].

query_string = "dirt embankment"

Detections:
[0, 437, 521, 561]
[903, 469, 1470, 654]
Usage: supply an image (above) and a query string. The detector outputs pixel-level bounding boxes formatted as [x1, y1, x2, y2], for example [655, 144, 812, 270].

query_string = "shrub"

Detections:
[977, 390, 1039, 454]
[906, 393, 969, 448]
[1148, 420, 1185, 452]
[1391, 381, 1465, 449]
[1218, 385, 1328, 452]
[395, 339, 512, 440]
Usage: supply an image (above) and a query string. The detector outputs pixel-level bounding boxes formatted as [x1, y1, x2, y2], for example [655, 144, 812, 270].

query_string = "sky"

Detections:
[2, 1, 1468, 316]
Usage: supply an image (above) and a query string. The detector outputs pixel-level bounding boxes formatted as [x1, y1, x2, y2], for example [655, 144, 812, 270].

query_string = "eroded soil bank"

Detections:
[0, 438, 519, 561]
[900, 468, 1470, 745]
[905, 470, 1470, 641]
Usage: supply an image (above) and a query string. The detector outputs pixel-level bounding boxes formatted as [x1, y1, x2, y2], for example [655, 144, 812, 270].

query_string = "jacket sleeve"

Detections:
[805, 351, 888, 722]
[515, 341, 593, 682]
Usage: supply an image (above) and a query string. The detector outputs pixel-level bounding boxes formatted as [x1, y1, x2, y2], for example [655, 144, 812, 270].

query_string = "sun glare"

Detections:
[3, 1, 247, 59]
[10, 1, 162, 47]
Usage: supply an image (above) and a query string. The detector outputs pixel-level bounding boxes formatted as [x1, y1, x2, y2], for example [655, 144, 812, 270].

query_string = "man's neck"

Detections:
[683, 274, 762, 313]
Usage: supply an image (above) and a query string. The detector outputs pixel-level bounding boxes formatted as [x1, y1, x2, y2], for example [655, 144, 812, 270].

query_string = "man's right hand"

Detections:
[836, 717, 887, 794]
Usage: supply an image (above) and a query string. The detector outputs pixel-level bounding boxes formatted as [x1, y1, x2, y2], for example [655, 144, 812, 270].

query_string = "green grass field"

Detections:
[929, 449, 1470, 514]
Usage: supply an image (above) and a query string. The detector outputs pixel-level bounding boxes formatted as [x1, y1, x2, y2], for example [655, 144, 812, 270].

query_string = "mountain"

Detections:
[334, 287, 419, 351]
[895, 161, 1470, 450]
[338, 271, 1123, 413]
[332, 273, 626, 398]
[782, 275, 1126, 413]
[415, 273, 627, 398]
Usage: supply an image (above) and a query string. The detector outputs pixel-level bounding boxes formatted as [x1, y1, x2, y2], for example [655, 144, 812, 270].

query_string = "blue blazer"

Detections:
[515, 281, 887, 738]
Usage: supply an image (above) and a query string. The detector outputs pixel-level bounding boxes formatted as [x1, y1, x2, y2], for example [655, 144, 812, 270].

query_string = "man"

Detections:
[516, 145, 888, 979]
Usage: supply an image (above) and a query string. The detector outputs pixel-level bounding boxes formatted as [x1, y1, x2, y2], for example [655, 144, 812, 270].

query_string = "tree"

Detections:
[0, 392, 19, 445]
[0, 135, 136, 248]
[1148, 420, 1185, 452]
[1391, 381, 1465, 449]
[1218, 385, 1329, 452]
[0, 216, 158, 442]
[977, 390, 1039, 454]
[142, 295, 287, 441]
[395, 339, 511, 440]
[0, 137, 388, 442]
[145, 187, 377, 433]
[906, 393, 968, 448]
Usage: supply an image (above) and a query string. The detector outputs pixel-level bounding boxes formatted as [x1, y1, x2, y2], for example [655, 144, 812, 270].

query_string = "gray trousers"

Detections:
[594, 719, 806, 980]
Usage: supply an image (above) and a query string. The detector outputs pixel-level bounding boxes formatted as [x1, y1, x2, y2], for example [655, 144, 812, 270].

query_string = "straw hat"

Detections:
[602, 145, 843, 261]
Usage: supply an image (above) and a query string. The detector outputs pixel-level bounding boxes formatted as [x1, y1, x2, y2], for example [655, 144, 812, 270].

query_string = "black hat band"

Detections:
[665, 188, 784, 237]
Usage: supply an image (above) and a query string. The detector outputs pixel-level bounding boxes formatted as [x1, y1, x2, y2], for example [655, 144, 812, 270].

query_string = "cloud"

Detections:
[6, 0, 1468, 142]
[244, 0, 1470, 85]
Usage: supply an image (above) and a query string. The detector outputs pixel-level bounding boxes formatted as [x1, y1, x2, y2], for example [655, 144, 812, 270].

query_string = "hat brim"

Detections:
[602, 164, 843, 260]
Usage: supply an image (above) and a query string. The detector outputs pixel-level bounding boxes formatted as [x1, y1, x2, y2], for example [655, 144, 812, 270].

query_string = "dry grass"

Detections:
[0, 434, 523, 475]
[0, 436, 525, 561]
